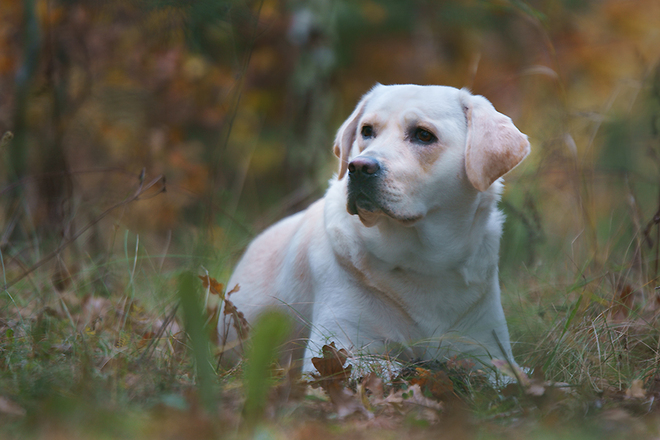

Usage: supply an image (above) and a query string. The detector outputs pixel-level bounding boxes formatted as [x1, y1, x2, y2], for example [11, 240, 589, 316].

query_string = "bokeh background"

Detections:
[2, 0, 660, 436]
[1, 0, 660, 380]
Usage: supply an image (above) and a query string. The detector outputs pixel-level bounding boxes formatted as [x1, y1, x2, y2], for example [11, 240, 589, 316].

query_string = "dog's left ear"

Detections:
[333, 86, 378, 179]
[462, 91, 530, 192]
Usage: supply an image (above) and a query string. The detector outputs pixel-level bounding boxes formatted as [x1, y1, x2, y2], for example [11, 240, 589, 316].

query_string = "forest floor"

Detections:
[1, 247, 660, 440]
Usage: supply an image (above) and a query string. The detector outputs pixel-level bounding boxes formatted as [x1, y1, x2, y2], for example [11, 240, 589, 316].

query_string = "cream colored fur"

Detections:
[219, 84, 530, 371]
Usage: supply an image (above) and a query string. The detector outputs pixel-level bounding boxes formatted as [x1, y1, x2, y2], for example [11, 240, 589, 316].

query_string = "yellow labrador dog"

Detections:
[220, 84, 530, 371]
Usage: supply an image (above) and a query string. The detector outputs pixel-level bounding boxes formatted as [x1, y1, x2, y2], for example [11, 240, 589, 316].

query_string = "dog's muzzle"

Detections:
[347, 156, 383, 216]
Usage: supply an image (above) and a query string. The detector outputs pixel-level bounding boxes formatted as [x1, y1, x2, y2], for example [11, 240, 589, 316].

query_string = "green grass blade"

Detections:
[242, 310, 291, 423]
[177, 271, 216, 412]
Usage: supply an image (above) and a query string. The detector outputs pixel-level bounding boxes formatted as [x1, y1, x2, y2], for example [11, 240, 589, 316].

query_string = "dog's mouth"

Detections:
[348, 194, 381, 227]
[347, 193, 422, 227]
[347, 192, 377, 215]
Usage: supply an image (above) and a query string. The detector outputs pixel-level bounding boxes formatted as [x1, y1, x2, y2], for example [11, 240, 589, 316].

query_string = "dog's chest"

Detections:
[345, 260, 489, 335]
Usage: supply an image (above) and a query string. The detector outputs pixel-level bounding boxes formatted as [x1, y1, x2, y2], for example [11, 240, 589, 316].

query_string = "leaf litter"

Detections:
[5, 273, 660, 439]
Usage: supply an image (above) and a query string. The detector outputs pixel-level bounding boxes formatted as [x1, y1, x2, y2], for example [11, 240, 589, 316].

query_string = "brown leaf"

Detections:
[202, 278, 247, 342]
[310, 342, 371, 418]
[310, 342, 352, 388]
[610, 284, 635, 322]
[326, 384, 372, 419]
[198, 275, 225, 297]
[446, 356, 475, 371]
[138, 331, 155, 349]
[41, 306, 65, 320]
[226, 284, 240, 297]
[625, 379, 646, 399]
[223, 299, 249, 340]
[526, 381, 546, 397]
[492, 360, 546, 397]
[409, 367, 454, 400]
[0, 396, 25, 417]
[78, 295, 113, 332]
[405, 384, 443, 414]
[362, 372, 384, 400]
[52, 260, 76, 292]
[381, 384, 443, 412]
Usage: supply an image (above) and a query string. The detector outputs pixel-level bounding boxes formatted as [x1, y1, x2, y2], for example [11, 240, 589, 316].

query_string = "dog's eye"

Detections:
[414, 128, 436, 144]
[361, 125, 374, 139]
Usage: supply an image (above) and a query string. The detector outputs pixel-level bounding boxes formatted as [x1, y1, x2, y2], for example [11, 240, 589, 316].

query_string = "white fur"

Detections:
[220, 84, 530, 371]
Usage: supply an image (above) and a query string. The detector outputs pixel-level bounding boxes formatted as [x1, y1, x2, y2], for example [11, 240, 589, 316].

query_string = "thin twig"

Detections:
[135, 302, 180, 367]
[159, 230, 172, 273]
[1, 171, 165, 292]
[492, 330, 525, 393]
[0, 167, 137, 198]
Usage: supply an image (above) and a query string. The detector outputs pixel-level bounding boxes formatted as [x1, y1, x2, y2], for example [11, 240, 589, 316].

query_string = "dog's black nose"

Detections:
[348, 156, 380, 176]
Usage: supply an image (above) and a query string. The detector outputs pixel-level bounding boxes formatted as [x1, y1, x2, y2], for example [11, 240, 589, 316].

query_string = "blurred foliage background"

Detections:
[1, 0, 660, 436]
[1, 0, 659, 277]
[0, 0, 660, 360]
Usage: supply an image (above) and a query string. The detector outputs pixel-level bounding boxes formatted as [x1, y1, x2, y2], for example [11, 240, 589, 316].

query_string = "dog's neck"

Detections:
[325, 178, 504, 282]
[376, 190, 500, 275]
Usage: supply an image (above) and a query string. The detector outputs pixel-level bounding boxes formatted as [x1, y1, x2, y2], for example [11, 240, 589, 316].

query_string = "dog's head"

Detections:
[333, 84, 530, 227]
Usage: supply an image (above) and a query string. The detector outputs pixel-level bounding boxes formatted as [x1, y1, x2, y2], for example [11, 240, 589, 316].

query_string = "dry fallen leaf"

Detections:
[311, 342, 371, 419]
[0, 396, 26, 417]
[198, 275, 239, 300]
[409, 367, 454, 400]
[446, 357, 475, 371]
[625, 379, 646, 399]
[222, 299, 249, 340]
[362, 372, 384, 400]
[198, 274, 223, 295]
[404, 384, 443, 410]
[610, 284, 634, 322]
[492, 360, 546, 396]
[206, 278, 248, 347]
[52, 259, 76, 292]
[226, 284, 240, 297]
[328, 385, 372, 419]
[493, 362, 575, 414]
[311, 343, 352, 386]
[78, 295, 113, 332]
[377, 383, 443, 423]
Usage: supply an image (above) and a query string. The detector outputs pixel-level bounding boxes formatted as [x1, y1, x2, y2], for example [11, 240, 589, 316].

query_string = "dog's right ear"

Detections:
[333, 87, 377, 179]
